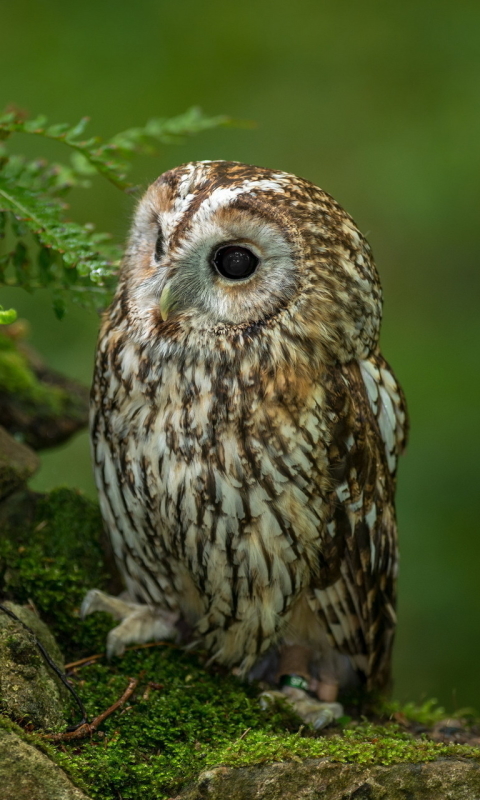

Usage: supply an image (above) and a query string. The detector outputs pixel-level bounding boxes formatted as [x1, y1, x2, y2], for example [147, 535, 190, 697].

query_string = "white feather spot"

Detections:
[360, 361, 378, 413]
[336, 481, 350, 503]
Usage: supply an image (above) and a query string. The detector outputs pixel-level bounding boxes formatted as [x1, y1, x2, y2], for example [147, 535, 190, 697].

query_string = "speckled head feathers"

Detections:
[115, 161, 382, 362]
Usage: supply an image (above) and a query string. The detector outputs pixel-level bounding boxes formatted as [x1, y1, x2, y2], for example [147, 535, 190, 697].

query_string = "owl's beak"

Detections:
[159, 281, 177, 322]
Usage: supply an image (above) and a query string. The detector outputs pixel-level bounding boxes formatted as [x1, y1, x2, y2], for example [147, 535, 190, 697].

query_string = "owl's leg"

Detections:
[259, 644, 343, 730]
[80, 589, 179, 658]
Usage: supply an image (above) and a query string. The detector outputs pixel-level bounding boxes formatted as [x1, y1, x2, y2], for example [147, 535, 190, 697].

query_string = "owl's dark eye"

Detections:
[154, 229, 164, 261]
[213, 245, 259, 280]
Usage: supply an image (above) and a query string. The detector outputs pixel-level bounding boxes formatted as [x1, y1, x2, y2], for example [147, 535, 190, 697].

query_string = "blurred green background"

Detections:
[1, 0, 479, 711]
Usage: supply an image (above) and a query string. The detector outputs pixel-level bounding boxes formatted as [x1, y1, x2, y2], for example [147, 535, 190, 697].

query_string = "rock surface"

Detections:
[0, 329, 89, 450]
[0, 426, 39, 500]
[0, 602, 68, 729]
[0, 725, 92, 800]
[178, 757, 480, 800]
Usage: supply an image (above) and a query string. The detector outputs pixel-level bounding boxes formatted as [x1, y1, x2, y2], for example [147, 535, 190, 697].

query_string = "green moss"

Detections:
[0, 713, 69, 765]
[48, 649, 480, 800]
[205, 724, 480, 769]
[0, 487, 112, 657]
[1, 486, 480, 800]
[0, 333, 66, 414]
[50, 648, 300, 799]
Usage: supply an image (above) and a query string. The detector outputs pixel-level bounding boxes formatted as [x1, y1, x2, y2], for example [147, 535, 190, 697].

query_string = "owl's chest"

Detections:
[98, 351, 333, 580]
[110, 356, 328, 486]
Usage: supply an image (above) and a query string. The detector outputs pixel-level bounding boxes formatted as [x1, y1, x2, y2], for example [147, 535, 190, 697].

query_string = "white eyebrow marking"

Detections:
[195, 177, 287, 217]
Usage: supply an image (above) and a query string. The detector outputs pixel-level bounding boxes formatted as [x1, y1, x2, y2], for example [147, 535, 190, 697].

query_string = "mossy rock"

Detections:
[0, 331, 89, 450]
[0, 426, 39, 500]
[0, 722, 92, 800]
[0, 601, 68, 729]
[177, 758, 480, 800]
[36, 652, 480, 800]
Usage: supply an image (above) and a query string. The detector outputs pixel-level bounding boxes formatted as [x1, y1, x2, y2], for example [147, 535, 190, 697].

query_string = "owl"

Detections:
[82, 161, 407, 728]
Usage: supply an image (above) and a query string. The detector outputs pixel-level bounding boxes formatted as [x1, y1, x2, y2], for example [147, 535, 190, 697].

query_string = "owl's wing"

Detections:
[313, 353, 408, 689]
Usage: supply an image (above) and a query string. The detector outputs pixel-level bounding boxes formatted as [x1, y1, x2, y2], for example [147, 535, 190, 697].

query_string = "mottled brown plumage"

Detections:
[87, 161, 407, 703]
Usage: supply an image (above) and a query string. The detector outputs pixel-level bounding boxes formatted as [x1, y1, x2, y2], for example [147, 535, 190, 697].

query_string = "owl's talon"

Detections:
[80, 589, 101, 619]
[259, 688, 343, 730]
[106, 628, 127, 659]
[311, 707, 341, 730]
[80, 588, 139, 620]
[258, 691, 279, 711]
[81, 588, 180, 656]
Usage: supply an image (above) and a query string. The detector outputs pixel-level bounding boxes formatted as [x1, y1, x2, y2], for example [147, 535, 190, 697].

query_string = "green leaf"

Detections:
[37, 244, 54, 284]
[10, 214, 27, 238]
[0, 305, 17, 324]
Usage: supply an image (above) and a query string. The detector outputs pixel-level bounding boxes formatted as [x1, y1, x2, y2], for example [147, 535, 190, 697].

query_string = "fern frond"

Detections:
[0, 176, 120, 279]
[0, 179, 120, 317]
[0, 105, 236, 316]
[0, 107, 232, 190]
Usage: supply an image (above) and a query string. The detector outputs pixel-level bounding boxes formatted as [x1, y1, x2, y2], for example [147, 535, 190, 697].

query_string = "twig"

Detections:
[237, 727, 251, 741]
[65, 639, 185, 671]
[141, 680, 164, 701]
[64, 653, 103, 670]
[43, 677, 138, 741]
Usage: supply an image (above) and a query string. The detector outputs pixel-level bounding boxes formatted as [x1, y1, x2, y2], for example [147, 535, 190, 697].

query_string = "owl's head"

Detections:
[116, 161, 382, 362]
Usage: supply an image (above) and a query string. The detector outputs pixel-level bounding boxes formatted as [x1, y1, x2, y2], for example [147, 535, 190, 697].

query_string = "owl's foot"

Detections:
[80, 589, 179, 658]
[259, 686, 343, 730]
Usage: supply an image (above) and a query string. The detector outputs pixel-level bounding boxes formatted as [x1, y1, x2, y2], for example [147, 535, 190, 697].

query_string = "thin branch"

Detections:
[64, 652, 103, 670]
[43, 677, 138, 742]
[237, 727, 252, 742]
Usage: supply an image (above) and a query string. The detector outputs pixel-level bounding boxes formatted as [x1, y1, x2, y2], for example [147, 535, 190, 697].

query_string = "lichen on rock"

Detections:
[0, 601, 68, 729]
[176, 757, 480, 800]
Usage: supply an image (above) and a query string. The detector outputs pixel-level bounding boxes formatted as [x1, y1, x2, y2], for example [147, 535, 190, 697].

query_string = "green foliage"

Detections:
[380, 698, 448, 727]
[0, 305, 16, 324]
[53, 649, 300, 799]
[0, 108, 232, 317]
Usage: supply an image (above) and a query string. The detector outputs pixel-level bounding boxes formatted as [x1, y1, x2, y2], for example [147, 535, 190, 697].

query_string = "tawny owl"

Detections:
[82, 161, 407, 728]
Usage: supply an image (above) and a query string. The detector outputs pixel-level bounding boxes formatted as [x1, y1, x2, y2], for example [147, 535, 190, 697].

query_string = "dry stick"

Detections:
[43, 678, 138, 742]
[65, 640, 183, 671]
[237, 727, 251, 742]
